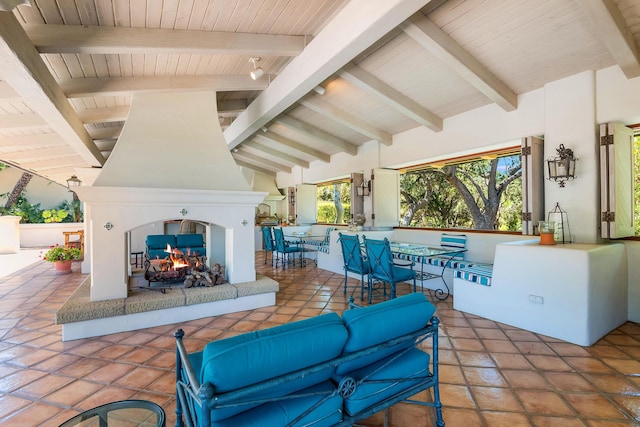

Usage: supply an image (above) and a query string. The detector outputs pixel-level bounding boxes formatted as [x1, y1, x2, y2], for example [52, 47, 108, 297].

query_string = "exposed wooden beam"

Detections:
[401, 13, 518, 112]
[24, 24, 306, 56]
[218, 100, 249, 117]
[338, 63, 443, 131]
[0, 133, 66, 149]
[224, 0, 430, 148]
[233, 150, 292, 173]
[233, 159, 277, 177]
[94, 139, 116, 151]
[0, 13, 104, 166]
[276, 115, 358, 155]
[256, 131, 331, 163]
[88, 127, 122, 140]
[16, 155, 87, 170]
[61, 75, 270, 98]
[76, 106, 129, 124]
[0, 113, 48, 130]
[299, 95, 393, 146]
[577, 0, 640, 78]
[244, 140, 310, 168]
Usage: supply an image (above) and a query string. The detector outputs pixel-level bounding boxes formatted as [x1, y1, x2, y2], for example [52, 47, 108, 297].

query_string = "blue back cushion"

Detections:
[440, 233, 467, 260]
[146, 234, 176, 259]
[201, 312, 348, 392]
[176, 233, 204, 248]
[337, 293, 435, 374]
[146, 234, 176, 249]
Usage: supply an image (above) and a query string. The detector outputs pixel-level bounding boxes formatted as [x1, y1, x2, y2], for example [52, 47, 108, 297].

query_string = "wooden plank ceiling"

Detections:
[0, 0, 638, 183]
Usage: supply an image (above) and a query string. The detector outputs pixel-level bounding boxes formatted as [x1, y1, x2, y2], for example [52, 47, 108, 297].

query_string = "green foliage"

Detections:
[318, 201, 351, 224]
[0, 193, 43, 223]
[43, 244, 82, 262]
[42, 209, 68, 223]
[57, 200, 83, 223]
[316, 181, 351, 224]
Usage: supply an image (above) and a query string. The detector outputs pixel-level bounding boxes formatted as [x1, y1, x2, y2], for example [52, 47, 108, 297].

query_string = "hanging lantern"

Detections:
[547, 202, 571, 244]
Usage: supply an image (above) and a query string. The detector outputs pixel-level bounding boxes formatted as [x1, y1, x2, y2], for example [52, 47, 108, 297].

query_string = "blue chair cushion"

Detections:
[439, 233, 467, 260]
[337, 293, 434, 374]
[211, 381, 343, 427]
[455, 264, 493, 286]
[338, 347, 431, 416]
[201, 312, 348, 420]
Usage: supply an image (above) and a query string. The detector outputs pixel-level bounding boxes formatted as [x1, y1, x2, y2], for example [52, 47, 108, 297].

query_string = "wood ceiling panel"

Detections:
[430, 0, 615, 94]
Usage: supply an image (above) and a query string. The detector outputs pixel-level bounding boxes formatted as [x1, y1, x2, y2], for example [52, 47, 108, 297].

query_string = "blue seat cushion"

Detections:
[426, 257, 473, 269]
[177, 233, 204, 248]
[337, 293, 434, 374]
[455, 264, 493, 286]
[390, 265, 415, 282]
[211, 381, 343, 427]
[337, 347, 431, 416]
[201, 312, 348, 420]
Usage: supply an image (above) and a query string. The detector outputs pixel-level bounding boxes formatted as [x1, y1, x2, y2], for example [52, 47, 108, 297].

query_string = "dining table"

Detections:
[283, 231, 327, 267]
[389, 241, 467, 301]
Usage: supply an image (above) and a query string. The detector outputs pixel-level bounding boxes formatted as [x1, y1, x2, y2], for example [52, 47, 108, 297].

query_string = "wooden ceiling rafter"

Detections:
[400, 12, 518, 112]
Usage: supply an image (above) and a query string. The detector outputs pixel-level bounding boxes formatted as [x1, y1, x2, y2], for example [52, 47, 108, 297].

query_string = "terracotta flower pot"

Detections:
[54, 260, 73, 274]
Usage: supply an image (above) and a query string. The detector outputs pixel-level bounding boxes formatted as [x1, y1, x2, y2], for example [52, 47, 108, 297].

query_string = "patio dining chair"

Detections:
[337, 232, 370, 301]
[363, 236, 416, 304]
[261, 226, 275, 266]
[273, 227, 302, 269]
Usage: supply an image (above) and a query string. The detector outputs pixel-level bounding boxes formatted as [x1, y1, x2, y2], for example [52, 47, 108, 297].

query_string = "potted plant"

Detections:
[43, 244, 82, 274]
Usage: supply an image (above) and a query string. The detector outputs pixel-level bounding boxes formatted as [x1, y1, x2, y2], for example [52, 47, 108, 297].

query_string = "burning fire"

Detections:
[165, 244, 189, 269]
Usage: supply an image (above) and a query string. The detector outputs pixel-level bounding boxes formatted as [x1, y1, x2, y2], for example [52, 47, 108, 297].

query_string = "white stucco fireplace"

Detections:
[74, 91, 268, 302]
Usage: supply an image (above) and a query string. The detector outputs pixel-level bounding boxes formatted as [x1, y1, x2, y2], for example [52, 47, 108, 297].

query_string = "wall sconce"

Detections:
[547, 144, 577, 187]
[249, 57, 264, 80]
[312, 85, 326, 95]
[357, 179, 371, 196]
[66, 175, 82, 190]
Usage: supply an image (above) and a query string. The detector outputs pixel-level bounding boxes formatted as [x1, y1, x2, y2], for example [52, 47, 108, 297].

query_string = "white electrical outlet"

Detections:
[528, 295, 544, 304]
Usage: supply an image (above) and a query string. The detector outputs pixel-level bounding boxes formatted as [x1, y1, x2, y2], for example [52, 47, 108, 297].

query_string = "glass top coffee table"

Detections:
[58, 399, 165, 427]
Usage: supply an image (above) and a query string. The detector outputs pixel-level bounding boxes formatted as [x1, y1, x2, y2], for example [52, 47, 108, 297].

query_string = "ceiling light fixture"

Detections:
[249, 57, 264, 80]
[313, 85, 326, 95]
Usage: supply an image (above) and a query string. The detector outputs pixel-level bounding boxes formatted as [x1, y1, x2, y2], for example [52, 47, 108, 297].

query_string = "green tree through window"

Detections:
[317, 181, 351, 224]
[400, 154, 522, 231]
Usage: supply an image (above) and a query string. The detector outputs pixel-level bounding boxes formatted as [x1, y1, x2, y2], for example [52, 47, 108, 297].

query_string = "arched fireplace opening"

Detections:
[129, 218, 228, 289]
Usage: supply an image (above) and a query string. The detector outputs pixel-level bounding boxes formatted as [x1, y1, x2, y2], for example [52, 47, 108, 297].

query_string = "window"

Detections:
[399, 150, 522, 231]
[316, 180, 351, 224]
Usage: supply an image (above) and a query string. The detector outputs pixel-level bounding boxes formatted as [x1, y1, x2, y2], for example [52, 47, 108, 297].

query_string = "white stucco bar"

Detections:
[454, 240, 628, 346]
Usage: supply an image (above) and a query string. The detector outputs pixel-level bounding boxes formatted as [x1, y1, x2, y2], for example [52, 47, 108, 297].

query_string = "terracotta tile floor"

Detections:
[1, 254, 640, 426]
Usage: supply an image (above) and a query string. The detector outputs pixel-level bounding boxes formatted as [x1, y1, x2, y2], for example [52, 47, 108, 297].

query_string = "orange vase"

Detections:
[54, 260, 72, 274]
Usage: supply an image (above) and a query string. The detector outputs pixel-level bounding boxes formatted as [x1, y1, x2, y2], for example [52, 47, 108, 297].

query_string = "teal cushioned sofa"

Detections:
[174, 293, 445, 427]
